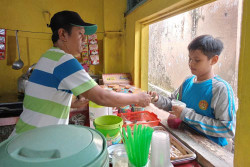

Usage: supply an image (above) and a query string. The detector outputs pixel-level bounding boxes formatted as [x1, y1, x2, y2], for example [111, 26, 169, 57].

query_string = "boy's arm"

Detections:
[180, 82, 236, 138]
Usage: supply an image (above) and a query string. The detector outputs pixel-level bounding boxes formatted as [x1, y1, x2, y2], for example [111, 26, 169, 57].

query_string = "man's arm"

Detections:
[80, 85, 151, 107]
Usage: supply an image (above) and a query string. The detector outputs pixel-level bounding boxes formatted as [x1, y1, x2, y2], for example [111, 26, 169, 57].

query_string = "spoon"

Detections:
[12, 30, 24, 70]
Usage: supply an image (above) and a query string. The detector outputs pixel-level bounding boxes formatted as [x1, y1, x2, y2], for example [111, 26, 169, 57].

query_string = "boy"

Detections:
[150, 35, 236, 147]
[10, 11, 151, 136]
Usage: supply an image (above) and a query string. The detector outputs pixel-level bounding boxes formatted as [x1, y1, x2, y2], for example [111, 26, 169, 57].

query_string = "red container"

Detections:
[167, 114, 182, 129]
[118, 111, 161, 129]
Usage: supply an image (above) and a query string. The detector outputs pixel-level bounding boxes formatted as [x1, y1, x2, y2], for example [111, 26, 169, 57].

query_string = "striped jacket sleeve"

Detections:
[153, 88, 180, 111]
[180, 81, 236, 138]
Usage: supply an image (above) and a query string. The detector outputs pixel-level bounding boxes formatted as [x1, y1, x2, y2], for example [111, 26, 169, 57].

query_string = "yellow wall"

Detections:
[234, 0, 250, 166]
[103, 0, 126, 74]
[0, 0, 126, 96]
[125, 0, 250, 166]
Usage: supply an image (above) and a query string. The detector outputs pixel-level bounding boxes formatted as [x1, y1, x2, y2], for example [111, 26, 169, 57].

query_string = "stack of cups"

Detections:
[150, 130, 171, 167]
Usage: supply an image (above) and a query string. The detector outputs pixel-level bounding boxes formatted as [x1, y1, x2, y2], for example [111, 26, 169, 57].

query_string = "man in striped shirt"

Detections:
[11, 11, 151, 136]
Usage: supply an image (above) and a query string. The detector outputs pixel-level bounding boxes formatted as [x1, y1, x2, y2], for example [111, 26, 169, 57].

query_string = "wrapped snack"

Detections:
[113, 87, 122, 92]
[88, 34, 97, 44]
[81, 63, 89, 72]
[82, 55, 89, 64]
[89, 38, 97, 44]
[90, 54, 99, 65]
[82, 43, 88, 51]
[89, 44, 98, 50]
[90, 49, 99, 55]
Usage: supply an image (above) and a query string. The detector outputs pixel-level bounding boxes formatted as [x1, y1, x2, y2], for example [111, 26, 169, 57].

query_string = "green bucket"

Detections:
[94, 115, 123, 146]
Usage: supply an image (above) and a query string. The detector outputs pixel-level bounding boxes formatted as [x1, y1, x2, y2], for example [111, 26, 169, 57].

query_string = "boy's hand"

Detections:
[136, 92, 151, 107]
[147, 91, 159, 102]
[169, 106, 185, 118]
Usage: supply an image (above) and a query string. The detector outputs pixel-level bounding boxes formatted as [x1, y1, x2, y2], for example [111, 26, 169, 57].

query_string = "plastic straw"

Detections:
[176, 92, 179, 100]
[121, 125, 153, 167]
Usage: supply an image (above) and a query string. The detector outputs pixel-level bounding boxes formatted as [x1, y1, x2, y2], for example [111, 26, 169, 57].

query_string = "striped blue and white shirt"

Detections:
[12, 47, 97, 135]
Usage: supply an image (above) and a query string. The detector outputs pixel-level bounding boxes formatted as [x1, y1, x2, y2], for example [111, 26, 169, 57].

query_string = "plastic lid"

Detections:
[0, 125, 108, 167]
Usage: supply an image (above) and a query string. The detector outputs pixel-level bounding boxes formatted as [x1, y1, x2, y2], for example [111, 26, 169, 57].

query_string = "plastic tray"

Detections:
[118, 111, 161, 129]
[152, 126, 196, 165]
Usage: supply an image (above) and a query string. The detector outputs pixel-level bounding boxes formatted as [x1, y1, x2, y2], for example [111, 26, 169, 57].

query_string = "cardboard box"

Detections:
[102, 73, 133, 85]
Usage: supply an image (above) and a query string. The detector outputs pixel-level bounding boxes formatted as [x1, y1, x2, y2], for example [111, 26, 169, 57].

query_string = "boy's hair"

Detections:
[51, 25, 73, 43]
[188, 35, 224, 59]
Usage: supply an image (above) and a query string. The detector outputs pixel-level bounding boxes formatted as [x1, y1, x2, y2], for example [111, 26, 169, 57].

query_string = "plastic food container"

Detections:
[94, 115, 123, 146]
[0, 125, 109, 167]
[132, 106, 145, 112]
[118, 111, 161, 129]
[118, 105, 131, 113]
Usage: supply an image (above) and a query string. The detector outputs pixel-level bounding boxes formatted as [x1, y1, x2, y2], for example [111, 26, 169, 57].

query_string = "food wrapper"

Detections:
[0, 51, 5, 60]
[89, 44, 98, 51]
[90, 49, 99, 55]
[81, 51, 88, 57]
[88, 34, 97, 40]
[81, 63, 89, 72]
[88, 34, 98, 44]
[82, 44, 88, 52]
[82, 55, 89, 64]
[90, 55, 99, 65]
[89, 39, 97, 44]
[83, 35, 88, 43]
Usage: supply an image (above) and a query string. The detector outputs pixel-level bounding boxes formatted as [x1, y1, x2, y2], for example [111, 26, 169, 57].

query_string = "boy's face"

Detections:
[64, 26, 87, 55]
[188, 49, 218, 80]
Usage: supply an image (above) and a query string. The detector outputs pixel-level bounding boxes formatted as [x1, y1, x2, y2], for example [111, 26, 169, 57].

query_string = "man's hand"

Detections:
[71, 96, 89, 108]
[147, 91, 159, 102]
[136, 92, 151, 107]
[169, 105, 185, 118]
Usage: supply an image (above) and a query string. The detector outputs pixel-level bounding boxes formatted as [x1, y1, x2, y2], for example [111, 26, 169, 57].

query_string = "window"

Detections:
[148, 0, 241, 108]
[148, 0, 242, 154]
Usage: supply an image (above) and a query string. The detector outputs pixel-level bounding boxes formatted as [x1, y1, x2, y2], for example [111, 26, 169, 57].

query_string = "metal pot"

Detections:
[17, 63, 36, 94]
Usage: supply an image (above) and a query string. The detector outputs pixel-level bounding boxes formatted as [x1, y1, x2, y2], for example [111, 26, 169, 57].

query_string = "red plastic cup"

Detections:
[167, 114, 182, 129]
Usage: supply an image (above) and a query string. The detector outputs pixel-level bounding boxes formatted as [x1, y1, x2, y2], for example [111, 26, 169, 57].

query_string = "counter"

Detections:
[145, 104, 234, 167]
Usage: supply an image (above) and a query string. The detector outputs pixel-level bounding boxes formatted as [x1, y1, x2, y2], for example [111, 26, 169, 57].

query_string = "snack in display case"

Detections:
[118, 105, 131, 113]
[101, 73, 145, 115]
